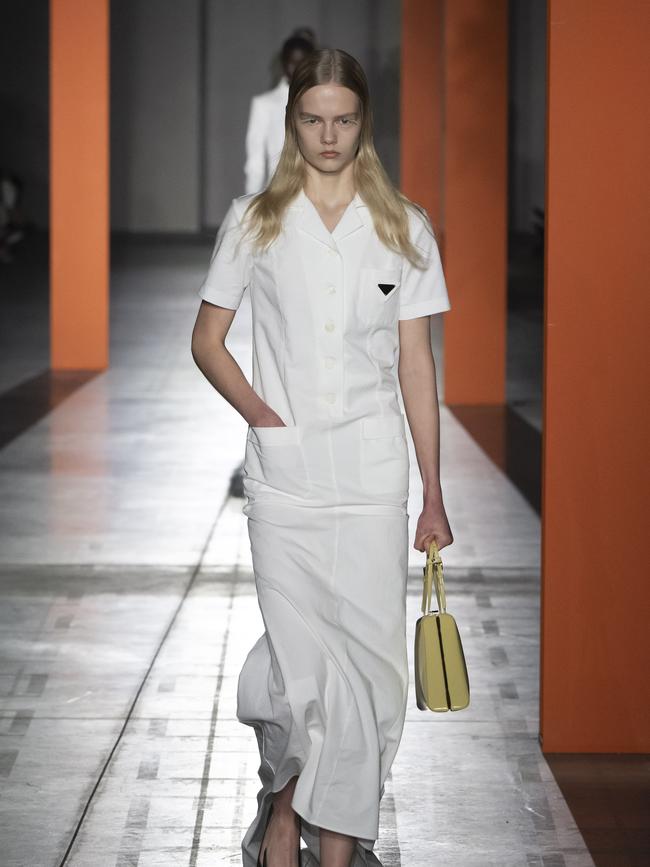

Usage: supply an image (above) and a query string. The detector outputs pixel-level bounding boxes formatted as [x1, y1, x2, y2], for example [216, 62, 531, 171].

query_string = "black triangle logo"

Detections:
[378, 283, 395, 296]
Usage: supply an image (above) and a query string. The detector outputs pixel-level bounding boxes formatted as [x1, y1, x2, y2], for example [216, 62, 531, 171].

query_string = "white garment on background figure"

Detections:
[244, 76, 290, 194]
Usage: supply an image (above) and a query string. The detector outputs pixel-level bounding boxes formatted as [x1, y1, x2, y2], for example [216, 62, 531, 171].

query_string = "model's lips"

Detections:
[320, 151, 340, 157]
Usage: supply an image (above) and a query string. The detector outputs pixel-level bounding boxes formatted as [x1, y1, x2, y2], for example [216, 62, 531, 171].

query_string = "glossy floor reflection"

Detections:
[0, 239, 596, 866]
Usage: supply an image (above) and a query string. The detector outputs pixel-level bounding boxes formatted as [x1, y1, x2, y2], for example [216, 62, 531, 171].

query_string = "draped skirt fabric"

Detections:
[237, 415, 410, 866]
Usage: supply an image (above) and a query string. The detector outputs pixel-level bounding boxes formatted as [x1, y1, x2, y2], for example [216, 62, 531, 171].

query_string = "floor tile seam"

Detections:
[56, 490, 234, 867]
[187, 584, 237, 867]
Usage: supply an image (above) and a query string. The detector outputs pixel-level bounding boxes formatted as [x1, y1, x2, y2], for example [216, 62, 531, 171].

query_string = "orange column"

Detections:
[442, 1, 508, 405]
[50, 0, 109, 369]
[400, 0, 444, 236]
[540, 0, 650, 751]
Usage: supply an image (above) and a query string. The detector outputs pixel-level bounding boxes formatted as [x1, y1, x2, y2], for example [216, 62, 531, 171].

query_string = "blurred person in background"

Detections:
[291, 25, 317, 46]
[0, 169, 25, 264]
[269, 26, 318, 84]
[244, 34, 315, 194]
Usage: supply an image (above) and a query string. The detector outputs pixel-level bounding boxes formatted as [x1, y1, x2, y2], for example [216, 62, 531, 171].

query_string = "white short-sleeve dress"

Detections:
[197, 188, 451, 866]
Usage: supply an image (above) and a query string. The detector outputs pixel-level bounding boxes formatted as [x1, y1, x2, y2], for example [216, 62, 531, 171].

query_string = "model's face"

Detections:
[294, 84, 362, 174]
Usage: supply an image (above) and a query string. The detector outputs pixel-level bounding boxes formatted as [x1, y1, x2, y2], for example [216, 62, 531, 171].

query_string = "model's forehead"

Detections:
[298, 84, 359, 115]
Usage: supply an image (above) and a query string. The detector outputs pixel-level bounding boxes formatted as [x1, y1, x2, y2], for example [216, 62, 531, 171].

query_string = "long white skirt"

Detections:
[237, 415, 410, 866]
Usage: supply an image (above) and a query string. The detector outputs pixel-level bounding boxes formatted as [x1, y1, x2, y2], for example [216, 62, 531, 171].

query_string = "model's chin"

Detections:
[300, 150, 353, 173]
[308, 153, 348, 171]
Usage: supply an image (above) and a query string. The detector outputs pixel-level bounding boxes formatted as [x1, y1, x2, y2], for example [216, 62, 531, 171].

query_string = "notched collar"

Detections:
[287, 187, 369, 249]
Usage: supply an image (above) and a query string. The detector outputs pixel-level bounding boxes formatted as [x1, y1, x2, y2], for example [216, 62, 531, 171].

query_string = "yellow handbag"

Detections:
[414, 539, 470, 712]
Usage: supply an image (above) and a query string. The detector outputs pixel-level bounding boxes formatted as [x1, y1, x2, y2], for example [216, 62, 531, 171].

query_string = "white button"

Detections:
[326, 285, 336, 294]
[327, 248, 338, 256]
[324, 356, 336, 369]
[324, 320, 336, 332]
[325, 392, 336, 404]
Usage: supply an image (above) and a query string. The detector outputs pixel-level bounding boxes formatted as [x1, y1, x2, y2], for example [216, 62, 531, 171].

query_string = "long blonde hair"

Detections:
[240, 48, 430, 269]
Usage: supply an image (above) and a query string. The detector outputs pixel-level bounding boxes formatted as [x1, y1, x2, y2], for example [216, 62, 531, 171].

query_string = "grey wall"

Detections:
[508, 0, 547, 234]
[0, 2, 546, 235]
[111, 0, 201, 232]
[202, 0, 401, 227]
[0, 2, 49, 229]
[111, 0, 400, 232]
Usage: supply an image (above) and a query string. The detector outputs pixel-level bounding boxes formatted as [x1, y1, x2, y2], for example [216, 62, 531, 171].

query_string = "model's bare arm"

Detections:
[190, 300, 283, 427]
[398, 315, 453, 551]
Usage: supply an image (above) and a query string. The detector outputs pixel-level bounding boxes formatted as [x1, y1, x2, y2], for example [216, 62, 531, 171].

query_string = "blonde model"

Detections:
[191, 47, 453, 867]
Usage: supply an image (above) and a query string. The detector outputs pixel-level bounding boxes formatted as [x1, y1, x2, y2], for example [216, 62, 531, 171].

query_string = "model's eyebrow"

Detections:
[298, 111, 360, 120]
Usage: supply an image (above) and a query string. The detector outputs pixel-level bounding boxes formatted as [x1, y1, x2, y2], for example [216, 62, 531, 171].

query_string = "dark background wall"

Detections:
[0, 1, 545, 234]
[509, 0, 546, 234]
[110, 0, 401, 231]
[0, 3, 49, 229]
[110, 0, 202, 232]
[201, 1, 399, 229]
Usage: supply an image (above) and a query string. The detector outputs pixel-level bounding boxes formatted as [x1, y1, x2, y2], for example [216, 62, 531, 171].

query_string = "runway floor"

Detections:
[0, 237, 608, 866]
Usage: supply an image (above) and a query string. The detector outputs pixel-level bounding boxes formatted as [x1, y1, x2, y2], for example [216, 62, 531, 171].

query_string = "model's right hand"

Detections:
[250, 408, 286, 428]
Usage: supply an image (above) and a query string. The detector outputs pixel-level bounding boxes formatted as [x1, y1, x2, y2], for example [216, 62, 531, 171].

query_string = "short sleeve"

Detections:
[197, 199, 252, 310]
[398, 206, 451, 320]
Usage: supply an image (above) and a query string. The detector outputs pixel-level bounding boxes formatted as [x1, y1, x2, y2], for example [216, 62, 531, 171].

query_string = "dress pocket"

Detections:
[359, 413, 410, 495]
[357, 267, 402, 327]
[245, 424, 311, 496]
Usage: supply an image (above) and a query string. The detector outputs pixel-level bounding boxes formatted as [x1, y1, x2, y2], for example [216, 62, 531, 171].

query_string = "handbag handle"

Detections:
[421, 538, 446, 615]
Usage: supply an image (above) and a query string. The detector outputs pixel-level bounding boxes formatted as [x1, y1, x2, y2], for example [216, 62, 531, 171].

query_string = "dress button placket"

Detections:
[322, 245, 342, 414]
